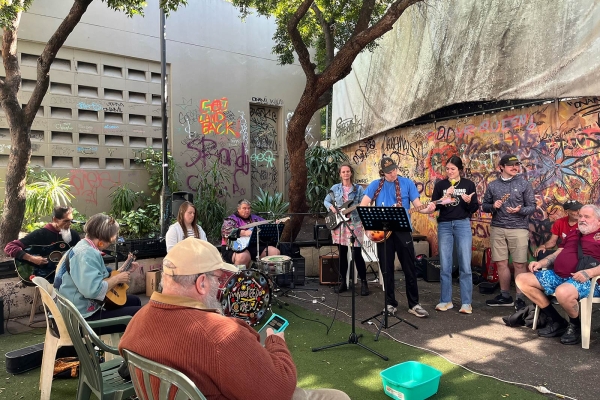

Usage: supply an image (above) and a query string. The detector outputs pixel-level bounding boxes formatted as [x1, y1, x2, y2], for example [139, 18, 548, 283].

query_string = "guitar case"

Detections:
[5, 343, 77, 374]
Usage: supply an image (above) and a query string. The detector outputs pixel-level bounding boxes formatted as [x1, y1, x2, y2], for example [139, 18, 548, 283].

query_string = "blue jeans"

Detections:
[438, 218, 473, 305]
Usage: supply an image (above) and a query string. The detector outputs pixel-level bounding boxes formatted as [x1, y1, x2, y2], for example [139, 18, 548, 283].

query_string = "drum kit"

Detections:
[219, 255, 294, 326]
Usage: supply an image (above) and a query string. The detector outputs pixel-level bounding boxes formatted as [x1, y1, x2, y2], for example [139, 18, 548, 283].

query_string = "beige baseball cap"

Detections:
[163, 237, 238, 276]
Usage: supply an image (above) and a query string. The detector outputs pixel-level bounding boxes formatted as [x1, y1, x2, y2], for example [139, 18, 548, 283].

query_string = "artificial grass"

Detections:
[0, 306, 547, 400]
[276, 304, 547, 400]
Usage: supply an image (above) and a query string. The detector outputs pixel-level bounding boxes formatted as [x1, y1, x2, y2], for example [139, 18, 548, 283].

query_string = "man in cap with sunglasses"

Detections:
[482, 154, 536, 311]
[359, 157, 436, 318]
[119, 238, 350, 400]
[5, 206, 81, 282]
[534, 200, 582, 261]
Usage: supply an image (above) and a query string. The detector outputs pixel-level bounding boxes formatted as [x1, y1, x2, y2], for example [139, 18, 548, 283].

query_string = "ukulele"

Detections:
[104, 251, 138, 307]
[365, 197, 456, 243]
[228, 217, 290, 252]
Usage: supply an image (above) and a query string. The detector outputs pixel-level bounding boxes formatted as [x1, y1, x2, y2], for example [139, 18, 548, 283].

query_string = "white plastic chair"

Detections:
[532, 276, 600, 349]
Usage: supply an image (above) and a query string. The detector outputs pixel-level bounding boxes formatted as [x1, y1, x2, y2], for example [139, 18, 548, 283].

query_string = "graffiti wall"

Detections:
[249, 105, 279, 197]
[343, 98, 600, 263]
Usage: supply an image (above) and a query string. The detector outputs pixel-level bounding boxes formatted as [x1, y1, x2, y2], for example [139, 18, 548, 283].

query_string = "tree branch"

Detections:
[319, 0, 422, 88]
[25, 0, 93, 126]
[311, 3, 335, 69]
[352, 0, 376, 37]
[1, 9, 23, 98]
[287, 0, 317, 81]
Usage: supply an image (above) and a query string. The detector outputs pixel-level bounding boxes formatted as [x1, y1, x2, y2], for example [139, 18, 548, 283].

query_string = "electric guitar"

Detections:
[365, 197, 456, 243]
[228, 217, 290, 252]
[324, 200, 358, 230]
[104, 251, 138, 307]
[14, 242, 70, 286]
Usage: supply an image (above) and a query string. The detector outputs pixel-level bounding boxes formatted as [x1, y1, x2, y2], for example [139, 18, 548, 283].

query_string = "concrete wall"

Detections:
[0, 0, 317, 216]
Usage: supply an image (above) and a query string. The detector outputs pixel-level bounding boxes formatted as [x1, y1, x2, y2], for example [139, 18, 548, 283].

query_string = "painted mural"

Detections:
[343, 97, 600, 264]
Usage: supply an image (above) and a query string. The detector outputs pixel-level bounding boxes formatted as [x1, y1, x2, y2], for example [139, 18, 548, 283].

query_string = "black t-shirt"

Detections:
[14, 224, 81, 259]
[431, 178, 479, 222]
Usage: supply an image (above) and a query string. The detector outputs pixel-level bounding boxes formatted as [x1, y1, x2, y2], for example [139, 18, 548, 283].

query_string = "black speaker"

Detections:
[314, 224, 332, 247]
[172, 192, 194, 218]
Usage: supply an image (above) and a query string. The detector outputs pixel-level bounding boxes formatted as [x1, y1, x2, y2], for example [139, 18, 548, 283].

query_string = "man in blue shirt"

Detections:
[360, 157, 435, 317]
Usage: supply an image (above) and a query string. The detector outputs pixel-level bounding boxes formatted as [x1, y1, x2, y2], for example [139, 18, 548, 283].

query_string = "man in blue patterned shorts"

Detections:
[516, 204, 600, 345]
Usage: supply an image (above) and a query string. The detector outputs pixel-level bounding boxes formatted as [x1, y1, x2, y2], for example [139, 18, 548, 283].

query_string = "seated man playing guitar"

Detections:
[221, 199, 281, 269]
[58, 213, 141, 334]
[5, 206, 81, 284]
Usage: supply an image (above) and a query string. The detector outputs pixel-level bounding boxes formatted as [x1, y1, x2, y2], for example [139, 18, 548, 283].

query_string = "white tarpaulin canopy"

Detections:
[331, 0, 600, 148]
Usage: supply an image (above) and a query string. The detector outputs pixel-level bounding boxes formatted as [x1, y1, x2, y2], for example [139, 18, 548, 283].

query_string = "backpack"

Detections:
[502, 305, 547, 329]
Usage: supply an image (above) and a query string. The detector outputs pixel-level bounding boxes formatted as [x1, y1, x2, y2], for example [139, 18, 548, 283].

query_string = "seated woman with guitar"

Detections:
[58, 213, 141, 333]
[221, 199, 281, 269]
[165, 201, 207, 251]
[324, 162, 369, 296]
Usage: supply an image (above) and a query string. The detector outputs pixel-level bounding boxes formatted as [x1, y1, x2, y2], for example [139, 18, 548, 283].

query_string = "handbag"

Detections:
[577, 232, 600, 272]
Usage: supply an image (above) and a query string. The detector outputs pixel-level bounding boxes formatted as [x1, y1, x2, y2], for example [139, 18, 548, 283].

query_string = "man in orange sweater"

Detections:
[119, 237, 349, 400]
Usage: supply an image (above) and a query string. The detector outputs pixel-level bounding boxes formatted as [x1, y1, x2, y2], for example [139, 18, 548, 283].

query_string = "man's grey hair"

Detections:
[581, 204, 600, 219]
[161, 259, 201, 287]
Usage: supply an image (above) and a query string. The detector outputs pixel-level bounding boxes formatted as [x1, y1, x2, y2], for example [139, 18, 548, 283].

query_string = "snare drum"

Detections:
[220, 269, 273, 326]
[259, 255, 293, 276]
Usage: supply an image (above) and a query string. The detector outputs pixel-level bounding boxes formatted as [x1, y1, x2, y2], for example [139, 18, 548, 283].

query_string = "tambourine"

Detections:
[219, 268, 273, 326]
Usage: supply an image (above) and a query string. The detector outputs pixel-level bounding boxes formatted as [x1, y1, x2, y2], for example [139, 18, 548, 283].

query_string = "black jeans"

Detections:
[86, 294, 142, 335]
[376, 231, 418, 309]
[337, 245, 367, 282]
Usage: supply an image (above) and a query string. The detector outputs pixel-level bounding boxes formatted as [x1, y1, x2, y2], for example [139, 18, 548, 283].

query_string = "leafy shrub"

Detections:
[117, 204, 161, 239]
[193, 160, 229, 244]
[305, 146, 349, 213]
[252, 187, 289, 219]
[134, 148, 179, 197]
[109, 184, 143, 218]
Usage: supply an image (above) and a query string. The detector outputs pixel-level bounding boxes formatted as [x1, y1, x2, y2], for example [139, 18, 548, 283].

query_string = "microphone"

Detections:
[72, 220, 86, 224]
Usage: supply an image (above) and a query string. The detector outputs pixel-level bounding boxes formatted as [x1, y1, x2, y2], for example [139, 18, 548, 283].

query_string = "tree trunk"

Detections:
[0, 123, 31, 251]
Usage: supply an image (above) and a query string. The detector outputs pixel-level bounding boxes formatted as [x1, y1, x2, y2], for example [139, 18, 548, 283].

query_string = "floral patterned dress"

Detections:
[331, 185, 364, 247]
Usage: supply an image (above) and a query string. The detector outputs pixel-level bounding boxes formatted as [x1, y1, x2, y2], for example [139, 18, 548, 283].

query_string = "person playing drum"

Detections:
[221, 199, 281, 269]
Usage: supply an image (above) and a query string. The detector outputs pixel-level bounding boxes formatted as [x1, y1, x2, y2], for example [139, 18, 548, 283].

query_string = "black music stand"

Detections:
[312, 204, 388, 361]
[356, 206, 419, 340]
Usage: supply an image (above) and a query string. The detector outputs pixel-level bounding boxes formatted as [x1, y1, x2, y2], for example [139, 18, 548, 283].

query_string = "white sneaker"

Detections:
[386, 305, 397, 315]
[408, 304, 429, 318]
[435, 302, 454, 311]
[459, 304, 473, 314]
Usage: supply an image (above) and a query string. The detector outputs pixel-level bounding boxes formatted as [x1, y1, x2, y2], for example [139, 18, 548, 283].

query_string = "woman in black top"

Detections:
[431, 156, 479, 314]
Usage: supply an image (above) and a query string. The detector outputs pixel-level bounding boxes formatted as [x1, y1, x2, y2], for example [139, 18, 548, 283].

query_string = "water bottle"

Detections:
[94, 346, 105, 363]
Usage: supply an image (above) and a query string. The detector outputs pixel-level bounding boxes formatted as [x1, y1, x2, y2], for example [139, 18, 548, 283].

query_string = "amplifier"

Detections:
[424, 256, 441, 282]
[319, 255, 340, 284]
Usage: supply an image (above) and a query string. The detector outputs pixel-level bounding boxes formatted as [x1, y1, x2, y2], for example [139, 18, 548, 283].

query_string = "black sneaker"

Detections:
[334, 283, 347, 293]
[514, 298, 527, 311]
[538, 320, 568, 338]
[486, 294, 514, 307]
[560, 323, 581, 345]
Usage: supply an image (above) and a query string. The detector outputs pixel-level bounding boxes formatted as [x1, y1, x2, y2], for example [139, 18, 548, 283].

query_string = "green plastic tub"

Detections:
[380, 361, 442, 400]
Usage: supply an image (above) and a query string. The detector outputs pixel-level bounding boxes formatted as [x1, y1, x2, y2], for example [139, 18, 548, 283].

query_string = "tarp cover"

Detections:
[331, 0, 600, 148]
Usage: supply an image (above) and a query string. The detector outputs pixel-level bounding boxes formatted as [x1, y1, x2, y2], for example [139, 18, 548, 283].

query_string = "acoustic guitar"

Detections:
[14, 242, 70, 286]
[364, 196, 457, 243]
[228, 217, 290, 252]
[104, 251, 138, 307]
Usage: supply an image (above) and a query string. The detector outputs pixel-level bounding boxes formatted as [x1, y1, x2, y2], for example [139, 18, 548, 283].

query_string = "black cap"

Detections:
[380, 157, 398, 173]
[499, 154, 522, 166]
[563, 200, 583, 211]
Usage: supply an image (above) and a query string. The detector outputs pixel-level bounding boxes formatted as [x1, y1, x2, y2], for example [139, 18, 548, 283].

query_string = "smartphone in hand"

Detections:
[258, 313, 289, 345]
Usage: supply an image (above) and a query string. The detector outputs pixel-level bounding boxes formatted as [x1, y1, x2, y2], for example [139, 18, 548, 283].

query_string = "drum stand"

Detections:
[312, 205, 388, 361]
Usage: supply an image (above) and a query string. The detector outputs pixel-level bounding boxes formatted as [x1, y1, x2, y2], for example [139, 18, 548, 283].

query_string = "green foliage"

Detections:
[70, 208, 87, 234]
[134, 148, 180, 197]
[109, 184, 143, 218]
[193, 160, 230, 244]
[305, 146, 349, 213]
[24, 169, 74, 227]
[117, 203, 161, 239]
[252, 187, 289, 219]
[0, 0, 34, 29]
[230, 0, 390, 71]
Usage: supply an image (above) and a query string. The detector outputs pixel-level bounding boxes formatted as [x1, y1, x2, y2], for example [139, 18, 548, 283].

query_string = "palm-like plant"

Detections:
[25, 170, 74, 223]
[109, 184, 142, 218]
[252, 187, 289, 219]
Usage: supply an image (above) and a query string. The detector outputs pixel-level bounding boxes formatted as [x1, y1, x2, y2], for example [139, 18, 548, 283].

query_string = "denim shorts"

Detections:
[534, 269, 600, 299]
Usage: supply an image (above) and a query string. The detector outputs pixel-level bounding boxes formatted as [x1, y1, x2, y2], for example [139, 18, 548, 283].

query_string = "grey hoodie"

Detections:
[481, 174, 535, 229]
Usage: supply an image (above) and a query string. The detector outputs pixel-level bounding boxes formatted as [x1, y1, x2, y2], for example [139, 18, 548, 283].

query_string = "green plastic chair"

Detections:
[55, 292, 136, 400]
[122, 349, 207, 400]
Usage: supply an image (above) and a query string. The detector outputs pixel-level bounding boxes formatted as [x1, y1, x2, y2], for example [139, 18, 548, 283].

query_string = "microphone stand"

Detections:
[312, 199, 388, 361]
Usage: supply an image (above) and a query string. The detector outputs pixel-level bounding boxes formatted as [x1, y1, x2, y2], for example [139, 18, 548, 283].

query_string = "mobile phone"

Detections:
[258, 313, 289, 345]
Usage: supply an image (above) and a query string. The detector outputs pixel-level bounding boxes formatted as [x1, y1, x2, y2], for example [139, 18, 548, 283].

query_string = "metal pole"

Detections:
[159, 8, 171, 237]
